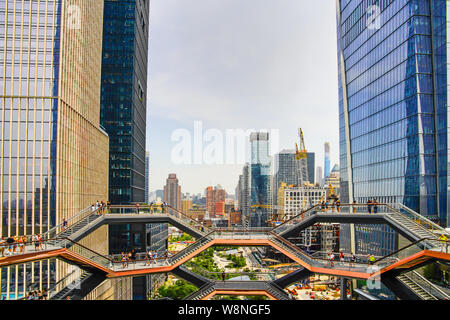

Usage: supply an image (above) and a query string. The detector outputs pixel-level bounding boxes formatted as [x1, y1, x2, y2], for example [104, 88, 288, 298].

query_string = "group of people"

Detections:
[0, 234, 44, 256]
[319, 199, 341, 213]
[120, 249, 167, 268]
[91, 200, 110, 215]
[366, 199, 379, 214]
[327, 251, 376, 268]
[147, 202, 169, 213]
[24, 289, 47, 300]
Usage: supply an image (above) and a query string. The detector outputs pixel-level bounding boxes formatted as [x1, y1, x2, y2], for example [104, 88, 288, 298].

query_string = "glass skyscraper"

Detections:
[324, 142, 331, 179]
[249, 132, 272, 227]
[0, 0, 111, 299]
[100, 0, 151, 300]
[337, 0, 450, 256]
[100, 0, 149, 204]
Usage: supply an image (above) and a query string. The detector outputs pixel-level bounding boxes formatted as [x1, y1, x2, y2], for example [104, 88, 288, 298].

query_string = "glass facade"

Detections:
[273, 150, 298, 216]
[100, 0, 149, 204]
[337, 0, 450, 256]
[0, 0, 109, 299]
[249, 132, 271, 227]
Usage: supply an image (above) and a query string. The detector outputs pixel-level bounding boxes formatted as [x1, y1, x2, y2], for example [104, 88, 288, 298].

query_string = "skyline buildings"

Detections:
[164, 173, 182, 210]
[100, 0, 149, 204]
[205, 185, 226, 218]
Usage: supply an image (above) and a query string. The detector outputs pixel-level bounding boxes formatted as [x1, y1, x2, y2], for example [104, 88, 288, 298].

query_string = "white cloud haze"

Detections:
[147, 0, 340, 195]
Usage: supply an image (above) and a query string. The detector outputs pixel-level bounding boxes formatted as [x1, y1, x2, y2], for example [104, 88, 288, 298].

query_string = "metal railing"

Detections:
[400, 270, 450, 300]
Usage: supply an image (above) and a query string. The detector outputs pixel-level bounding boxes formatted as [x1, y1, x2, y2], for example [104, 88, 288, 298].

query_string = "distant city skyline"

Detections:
[147, 1, 340, 195]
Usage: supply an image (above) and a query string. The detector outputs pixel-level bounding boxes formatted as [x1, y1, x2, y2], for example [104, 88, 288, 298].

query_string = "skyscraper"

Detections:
[324, 142, 331, 179]
[249, 132, 272, 227]
[0, 0, 111, 299]
[337, 0, 450, 255]
[240, 164, 251, 227]
[100, 0, 149, 204]
[145, 152, 149, 203]
[164, 174, 182, 210]
[316, 166, 323, 186]
[273, 150, 299, 215]
[307, 152, 316, 185]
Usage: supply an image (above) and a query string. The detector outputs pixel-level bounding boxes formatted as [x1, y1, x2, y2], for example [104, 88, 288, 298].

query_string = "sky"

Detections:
[147, 0, 340, 196]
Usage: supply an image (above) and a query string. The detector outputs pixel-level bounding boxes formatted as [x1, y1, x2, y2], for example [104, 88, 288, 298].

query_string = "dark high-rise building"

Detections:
[100, 0, 149, 204]
[101, 0, 150, 300]
[307, 152, 316, 184]
[337, 0, 450, 257]
[145, 152, 150, 203]
[272, 150, 316, 214]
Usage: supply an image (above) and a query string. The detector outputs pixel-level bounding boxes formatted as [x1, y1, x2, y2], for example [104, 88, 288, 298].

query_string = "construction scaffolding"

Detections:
[287, 223, 340, 253]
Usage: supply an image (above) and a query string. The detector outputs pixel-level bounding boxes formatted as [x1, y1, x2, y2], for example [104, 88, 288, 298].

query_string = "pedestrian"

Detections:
[91, 204, 96, 213]
[367, 199, 372, 214]
[336, 200, 341, 213]
[439, 234, 448, 253]
[42, 289, 48, 300]
[145, 250, 152, 266]
[62, 218, 68, 231]
[320, 201, 325, 212]
[352, 200, 357, 214]
[339, 251, 344, 263]
[37, 234, 43, 250]
[221, 270, 226, 282]
[106, 201, 111, 214]
[12, 236, 18, 253]
[349, 252, 356, 268]
[18, 236, 24, 253]
[33, 234, 40, 251]
[373, 199, 378, 214]
[121, 252, 128, 268]
[22, 235, 27, 253]
[153, 251, 158, 264]
[6, 236, 15, 255]
[328, 252, 335, 267]
[368, 254, 375, 265]
[130, 249, 137, 264]
[0, 238, 5, 257]
[136, 203, 140, 214]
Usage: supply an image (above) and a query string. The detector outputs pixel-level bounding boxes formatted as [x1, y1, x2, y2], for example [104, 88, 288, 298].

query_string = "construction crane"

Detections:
[328, 184, 339, 202]
[295, 128, 309, 186]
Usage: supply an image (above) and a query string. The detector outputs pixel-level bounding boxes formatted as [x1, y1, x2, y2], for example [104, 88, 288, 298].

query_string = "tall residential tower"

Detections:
[100, 0, 149, 204]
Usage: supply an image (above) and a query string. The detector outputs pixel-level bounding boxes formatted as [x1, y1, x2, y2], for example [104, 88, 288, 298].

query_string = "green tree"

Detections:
[157, 280, 197, 300]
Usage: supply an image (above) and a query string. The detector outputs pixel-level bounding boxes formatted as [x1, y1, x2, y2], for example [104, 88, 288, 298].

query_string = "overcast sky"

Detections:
[147, 0, 340, 196]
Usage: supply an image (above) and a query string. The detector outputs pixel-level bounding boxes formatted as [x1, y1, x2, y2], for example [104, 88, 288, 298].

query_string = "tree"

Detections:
[157, 280, 197, 300]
